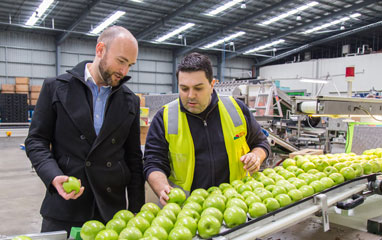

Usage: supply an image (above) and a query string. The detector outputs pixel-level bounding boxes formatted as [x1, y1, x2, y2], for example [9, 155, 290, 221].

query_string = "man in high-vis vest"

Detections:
[143, 52, 270, 205]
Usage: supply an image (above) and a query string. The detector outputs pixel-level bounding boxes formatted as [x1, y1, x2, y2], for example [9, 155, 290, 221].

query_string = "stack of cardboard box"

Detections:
[137, 93, 150, 145]
[15, 77, 29, 98]
[30, 85, 42, 106]
[1, 84, 15, 94]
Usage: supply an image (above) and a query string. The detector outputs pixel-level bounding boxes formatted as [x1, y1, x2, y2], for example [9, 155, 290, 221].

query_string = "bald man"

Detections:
[25, 26, 144, 235]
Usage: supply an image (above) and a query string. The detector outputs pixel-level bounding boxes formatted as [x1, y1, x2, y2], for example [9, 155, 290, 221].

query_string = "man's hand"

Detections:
[52, 175, 85, 200]
[240, 152, 261, 175]
[159, 185, 172, 206]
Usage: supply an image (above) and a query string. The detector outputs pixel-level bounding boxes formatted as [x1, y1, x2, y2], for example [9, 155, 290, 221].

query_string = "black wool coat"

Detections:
[25, 61, 145, 223]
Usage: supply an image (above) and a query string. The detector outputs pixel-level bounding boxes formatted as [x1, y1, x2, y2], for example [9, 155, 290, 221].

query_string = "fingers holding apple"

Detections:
[159, 185, 172, 206]
[53, 175, 84, 200]
[240, 152, 261, 174]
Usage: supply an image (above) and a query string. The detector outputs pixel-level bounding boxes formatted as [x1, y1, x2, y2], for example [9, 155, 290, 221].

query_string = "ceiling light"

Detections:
[130, 0, 143, 2]
[206, 0, 242, 16]
[303, 13, 361, 34]
[26, 0, 54, 26]
[244, 39, 285, 54]
[241, 1, 246, 9]
[300, 78, 329, 84]
[202, 31, 245, 49]
[296, 14, 302, 21]
[259, 1, 318, 25]
[90, 11, 125, 34]
[340, 25, 345, 30]
[155, 23, 195, 42]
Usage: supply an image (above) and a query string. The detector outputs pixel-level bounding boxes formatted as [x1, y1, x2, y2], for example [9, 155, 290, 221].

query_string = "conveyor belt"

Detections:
[268, 132, 299, 152]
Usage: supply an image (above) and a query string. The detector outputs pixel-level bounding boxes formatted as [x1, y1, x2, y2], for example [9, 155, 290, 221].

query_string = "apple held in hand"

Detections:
[197, 215, 221, 239]
[175, 216, 197, 237]
[168, 226, 193, 240]
[118, 226, 142, 240]
[248, 202, 267, 218]
[143, 226, 168, 240]
[223, 206, 247, 228]
[95, 229, 118, 240]
[62, 176, 81, 194]
[80, 220, 105, 240]
[168, 188, 186, 205]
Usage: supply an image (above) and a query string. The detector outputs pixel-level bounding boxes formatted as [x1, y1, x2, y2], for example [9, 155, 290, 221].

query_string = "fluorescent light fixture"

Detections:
[300, 78, 328, 84]
[303, 13, 361, 34]
[90, 11, 125, 34]
[26, 0, 54, 26]
[244, 39, 285, 54]
[131, 0, 143, 2]
[155, 23, 195, 42]
[202, 31, 245, 49]
[206, 0, 242, 16]
[259, 1, 318, 25]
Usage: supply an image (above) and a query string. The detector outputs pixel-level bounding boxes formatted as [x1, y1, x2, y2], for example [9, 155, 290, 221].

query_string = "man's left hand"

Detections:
[240, 152, 261, 175]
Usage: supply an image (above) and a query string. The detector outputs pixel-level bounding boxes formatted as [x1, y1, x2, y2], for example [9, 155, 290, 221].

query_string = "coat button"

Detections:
[106, 187, 111, 192]
[85, 161, 91, 167]
[106, 162, 112, 167]
[111, 138, 116, 144]
[80, 135, 86, 140]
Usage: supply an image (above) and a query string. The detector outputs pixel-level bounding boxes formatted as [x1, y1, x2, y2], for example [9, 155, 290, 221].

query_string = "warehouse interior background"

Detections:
[2, 0, 382, 239]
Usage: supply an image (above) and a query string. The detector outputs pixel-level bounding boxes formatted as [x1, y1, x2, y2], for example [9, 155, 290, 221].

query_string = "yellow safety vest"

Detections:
[163, 95, 250, 191]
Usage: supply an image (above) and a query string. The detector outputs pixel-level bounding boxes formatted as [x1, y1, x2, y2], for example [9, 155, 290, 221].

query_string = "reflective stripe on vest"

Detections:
[163, 95, 250, 191]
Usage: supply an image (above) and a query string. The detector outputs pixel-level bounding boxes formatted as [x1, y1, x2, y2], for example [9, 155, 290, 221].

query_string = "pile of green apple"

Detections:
[79, 150, 382, 240]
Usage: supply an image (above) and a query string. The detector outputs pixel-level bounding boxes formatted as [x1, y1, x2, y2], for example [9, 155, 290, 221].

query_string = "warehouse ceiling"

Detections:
[0, 0, 382, 66]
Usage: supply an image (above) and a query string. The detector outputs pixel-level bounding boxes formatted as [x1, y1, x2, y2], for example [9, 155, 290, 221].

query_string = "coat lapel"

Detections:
[56, 80, 97, 145]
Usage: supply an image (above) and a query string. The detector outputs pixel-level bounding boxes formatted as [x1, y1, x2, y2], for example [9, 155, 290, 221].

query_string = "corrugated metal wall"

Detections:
[0, 31, 254, 93]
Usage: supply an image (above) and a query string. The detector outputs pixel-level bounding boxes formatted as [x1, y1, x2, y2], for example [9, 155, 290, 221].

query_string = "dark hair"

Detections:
[176, 52, 213, 83]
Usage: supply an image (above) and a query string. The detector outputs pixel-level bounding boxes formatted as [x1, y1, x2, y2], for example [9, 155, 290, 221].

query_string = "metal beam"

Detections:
[56, 0, 102, 45]
[175, 0, 296, 57]
[135, 0, 204, 41]
[255, 19, 382, 67]
[226, 0, 379, 59]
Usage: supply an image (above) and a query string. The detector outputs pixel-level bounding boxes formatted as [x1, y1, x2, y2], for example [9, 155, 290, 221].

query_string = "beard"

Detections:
[98, 57, 113, 86]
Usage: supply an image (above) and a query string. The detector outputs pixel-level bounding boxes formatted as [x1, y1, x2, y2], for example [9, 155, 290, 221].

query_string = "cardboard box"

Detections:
[140, 125, 149, 145]
[1, 90, 15, 94]
[289, 148, 324, 158]
[15, 84, 29, 92]
[140, 107, 149, 118]
[145, 182, 159, 204]
[140, 117, 149, 126]
[15, 77, 29, 85]
[31, 99, 38, 105]
[31, 85, 42, 92]
[140, 96, 145, 107]
[31, 91, 40, 100]
[1, 84, 15, 92]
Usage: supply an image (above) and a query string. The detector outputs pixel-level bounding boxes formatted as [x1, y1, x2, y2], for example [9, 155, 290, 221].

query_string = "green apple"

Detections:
[254, 188, 273, 201]
[286, 166, 304, 176]
[168, 226, 193, 240]
[291, 179, 307, 189]
[62, 176, 81, 194]
[95, 229, 118, 240]
[298, 173, 318, 185]
[252, 171, 265, 181]
[178, 208, 201, 223]
[287, 189, 303, 202]
[265, 184, 276, 192]
[224, 206, 247, 228]
[157, 209, 177, 224]
[151, 216, 174, 234]
[268, 173, 286, 182]
[246, 180, 264, 190]
[126, 216, 150, 233]
[118, 227, 142, 240]
[273, 166, 285, 173]
[287, 177, 298, 183]
[340, 167, 356, 181]
[203, 195, 226, 213]
[143, 226, 168, 240]
[362, 161, 373, 175]
[369, 160, 381, 173]
[302, 162, 316, 172]
[182, 201, 203, 214]
[329, 173, 345, 185]
[219, 182, 233, 192]
[320, 177, 335, 189]
[11, 236, 32, 240]
[298, 185, 315, 197]
[241, 190, 257, 199]
[263, 198, 280, 212]
[224, 188, 240, 200]
[140, 237, 159, 240]
[271, 185, 287, 197]
[163, 202, 182, 217]
[201, 207, 224, 224]
[334, 162, 347, 171]
[248, 202, 267, 218]
[226, 198, 248, 213]
[259, 176, 275, 187]
[113, 209, 134, 224]
[237, 183, 253, 194]
[191, 188, 209, 199]
[242, 175, 254, 183]
[207, 186, 220, 194]
[323, 166, 338, 176]
[307, 169, 319, 175]
[80, 220, 105, 240]
[231, 179, 244, 188]
[275, 179, 290, 186]
[296, 157, 309, 168]
[263, 168, 276, 176]
[197, 215, 221, 239]
[141, 202, 161, 217]
[275, 193, 292, 207]
[105, 218, 126, 234]
[315, 159, 330, 171]
[168, 188, 186, 205]
[309, 180, 325, 193]
[185, 194, 205, 207]
[350, 163, 364, 177]
[280, 170, 296, 180]
[245, 195, 262, 206]
[315, 172, 327, 180]
[282, 158, 297, 169]
[136, 210, 155, 224]
[327, 158, 339, 166]
[174, 216, 197, 237]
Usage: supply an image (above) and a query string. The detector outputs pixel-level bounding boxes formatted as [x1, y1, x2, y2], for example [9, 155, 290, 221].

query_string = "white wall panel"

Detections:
[155, 85, 172, 93]
[139, 60, 156, 72]
[156, 73, 172, 85]
[138, 72, 156, 84]
[7, 63, 32, 77]
[156, 62, 172, 73]
[7, 48, 32, 63]
[32, 65, 56, 78]
[0, 48, 5, 61]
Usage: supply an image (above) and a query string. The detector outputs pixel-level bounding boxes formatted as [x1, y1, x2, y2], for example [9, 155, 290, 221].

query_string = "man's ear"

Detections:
[95, 42, 106, 58]
[211, 78, 217, 88]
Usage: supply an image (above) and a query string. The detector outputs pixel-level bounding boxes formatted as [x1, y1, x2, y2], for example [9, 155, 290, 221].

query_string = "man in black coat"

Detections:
[25, 26, 145, 235]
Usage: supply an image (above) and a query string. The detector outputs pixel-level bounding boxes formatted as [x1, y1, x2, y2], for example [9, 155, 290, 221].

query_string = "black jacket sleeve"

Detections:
[143, 108, 171, 180]
[25, 78, 63, 192]
[125, 95, 145, 213]
[235, 98, 271, 158]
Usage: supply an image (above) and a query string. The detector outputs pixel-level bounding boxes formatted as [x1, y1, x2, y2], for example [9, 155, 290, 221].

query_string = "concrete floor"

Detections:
[0, 136, 382, 239]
